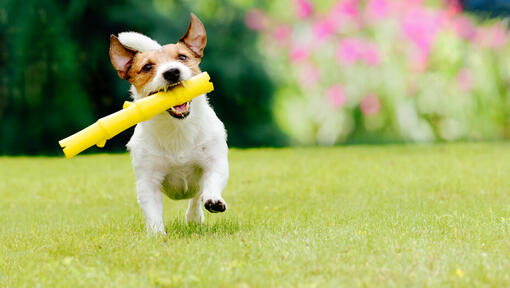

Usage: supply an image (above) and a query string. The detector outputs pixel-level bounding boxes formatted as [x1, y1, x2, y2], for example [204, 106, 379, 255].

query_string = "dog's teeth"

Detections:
[181, 81, 186, 88]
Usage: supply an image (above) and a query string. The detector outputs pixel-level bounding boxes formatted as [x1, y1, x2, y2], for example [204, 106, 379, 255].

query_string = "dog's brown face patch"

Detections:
[123, 43, 202, 90]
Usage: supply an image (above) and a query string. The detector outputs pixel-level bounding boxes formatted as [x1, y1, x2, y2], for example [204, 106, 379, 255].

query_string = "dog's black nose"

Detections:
[163, 68, 180, 83]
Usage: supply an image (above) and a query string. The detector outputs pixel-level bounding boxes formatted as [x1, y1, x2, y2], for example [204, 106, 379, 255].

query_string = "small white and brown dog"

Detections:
[109, 13, 228, 234]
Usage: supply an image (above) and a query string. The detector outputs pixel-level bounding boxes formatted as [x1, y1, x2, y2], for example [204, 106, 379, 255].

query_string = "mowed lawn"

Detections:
[1, 144, 510, 287]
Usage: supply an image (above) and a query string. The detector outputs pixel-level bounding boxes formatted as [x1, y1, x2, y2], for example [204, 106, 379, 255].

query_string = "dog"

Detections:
[109, 13, 229, 234]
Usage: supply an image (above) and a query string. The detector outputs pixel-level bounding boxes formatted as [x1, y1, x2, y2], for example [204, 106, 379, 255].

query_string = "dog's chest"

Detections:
[147, 117, 206, 199]
[147, 114, 205, 157]
[154, 129, 205, 199]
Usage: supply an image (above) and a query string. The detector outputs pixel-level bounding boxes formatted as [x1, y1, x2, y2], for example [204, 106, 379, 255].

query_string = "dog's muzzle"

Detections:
[167, 101, 191, 119]
[148, 83, 192, 119]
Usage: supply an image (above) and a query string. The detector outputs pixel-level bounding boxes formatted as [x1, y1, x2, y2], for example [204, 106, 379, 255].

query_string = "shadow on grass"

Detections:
[164, 218, 243, 239]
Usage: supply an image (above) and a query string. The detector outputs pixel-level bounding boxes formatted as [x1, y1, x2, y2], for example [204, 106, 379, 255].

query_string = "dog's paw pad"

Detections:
[204, 198, 227, 213]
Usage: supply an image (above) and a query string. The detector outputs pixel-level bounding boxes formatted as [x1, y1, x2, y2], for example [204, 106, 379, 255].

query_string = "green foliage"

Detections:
[2, 144, 510, 286]
[0, 0, 286, 155]
[0, 0, 95, 154]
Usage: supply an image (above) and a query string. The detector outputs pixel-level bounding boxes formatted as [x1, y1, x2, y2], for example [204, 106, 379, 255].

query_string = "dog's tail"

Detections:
[118, 32, 162, 52]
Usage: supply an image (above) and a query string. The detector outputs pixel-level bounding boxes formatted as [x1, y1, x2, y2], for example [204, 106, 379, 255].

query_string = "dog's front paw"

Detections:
[203, 197, 227, 213]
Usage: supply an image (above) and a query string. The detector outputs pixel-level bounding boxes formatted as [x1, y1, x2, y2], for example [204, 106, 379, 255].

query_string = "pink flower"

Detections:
[401, 8, 441, 71]
[245, 9, 267, 31]
[289, 46, 309, 62]
[337, 38, 364, 65]
[490, 24, 508, 48]
[294, 0, 313, 19]
[360, 94, 381, 115]
[325, 0, 363, 31]
[457, 69, 473, 92]
[401, 9, 441, 53]
[361, 43, 380, 66]
[407, 0, 424, 7]
[325, 85, 347, 108]
[313, 19, 336, 41]
[332, 0, 359, 18]
[444, 0, 462, 17]
[475, 24, 508, 49]
[391, 0, 423, 17]
[454, 16, 476, 40]
[274, 25, 292, 45]
[367, 0, 389, 19]
[336, 38, 380, 66]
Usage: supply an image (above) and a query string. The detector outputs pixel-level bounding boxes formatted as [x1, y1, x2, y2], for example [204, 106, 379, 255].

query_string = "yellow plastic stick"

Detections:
[59, 72, 214, 158]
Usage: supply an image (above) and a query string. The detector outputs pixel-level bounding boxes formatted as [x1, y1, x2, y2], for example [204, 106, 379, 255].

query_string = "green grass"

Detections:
[1, 143, 510, 287]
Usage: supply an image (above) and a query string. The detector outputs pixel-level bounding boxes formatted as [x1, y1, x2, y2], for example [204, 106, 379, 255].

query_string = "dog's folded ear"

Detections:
[179, 13, 207, 58]
[109, 34, 136, 79]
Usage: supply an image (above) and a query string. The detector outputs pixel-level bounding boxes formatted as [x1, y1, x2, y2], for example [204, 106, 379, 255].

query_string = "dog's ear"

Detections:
[109, 34, 136, 79]
[179, 13, 207, 58]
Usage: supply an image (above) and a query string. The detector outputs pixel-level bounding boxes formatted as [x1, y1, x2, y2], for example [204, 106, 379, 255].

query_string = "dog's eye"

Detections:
[141, 63, 153, 72]
[177, 54, 188, 61]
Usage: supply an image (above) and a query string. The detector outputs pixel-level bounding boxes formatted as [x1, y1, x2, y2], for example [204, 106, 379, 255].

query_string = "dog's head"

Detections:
[109, 13, 207, 119]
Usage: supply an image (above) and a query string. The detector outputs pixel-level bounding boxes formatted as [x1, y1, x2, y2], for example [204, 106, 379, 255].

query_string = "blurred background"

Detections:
[0, 0, 509, 155]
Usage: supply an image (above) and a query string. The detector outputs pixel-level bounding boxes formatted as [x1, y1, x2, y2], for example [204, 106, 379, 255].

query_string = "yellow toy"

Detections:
[59, 72, 214, 158]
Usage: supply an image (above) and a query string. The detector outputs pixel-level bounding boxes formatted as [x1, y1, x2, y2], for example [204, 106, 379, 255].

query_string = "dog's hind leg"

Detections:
[185, 194, 204, 224]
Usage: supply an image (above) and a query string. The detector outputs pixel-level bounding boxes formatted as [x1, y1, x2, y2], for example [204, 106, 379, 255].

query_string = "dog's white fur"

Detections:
[119, 33, 229, 234]
[118, 32, 162, 52]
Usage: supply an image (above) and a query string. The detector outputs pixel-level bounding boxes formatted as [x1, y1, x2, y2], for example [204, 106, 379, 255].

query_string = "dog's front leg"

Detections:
[200, 158, 229, 213]
[135, 170, 166, 234]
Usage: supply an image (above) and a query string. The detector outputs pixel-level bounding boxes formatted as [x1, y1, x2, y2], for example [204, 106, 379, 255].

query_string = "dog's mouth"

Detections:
[167, 101, 191, 119]
[148, 83, 191, 119]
